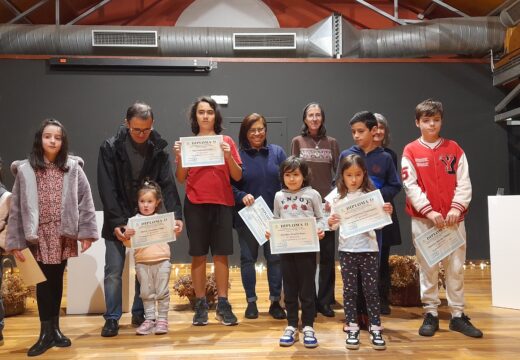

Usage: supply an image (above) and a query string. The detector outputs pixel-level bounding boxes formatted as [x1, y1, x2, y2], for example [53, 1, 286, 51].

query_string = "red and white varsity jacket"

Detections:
[401, 138, 471, 220]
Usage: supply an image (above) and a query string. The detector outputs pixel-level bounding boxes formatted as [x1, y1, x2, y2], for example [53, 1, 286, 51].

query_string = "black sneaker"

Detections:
[131, 314, 145, 327]
[245, 301, 259, 319]
[216, 301, 238, 326]
[268, 301, 287, 320]
[101, 319, 119, 337]
[369, 329, 386, 350]
[193, 298, 209, 326]
[345, 329, 360, 350]
[419, 313, 439, 337]
[449, 314, 483, 338]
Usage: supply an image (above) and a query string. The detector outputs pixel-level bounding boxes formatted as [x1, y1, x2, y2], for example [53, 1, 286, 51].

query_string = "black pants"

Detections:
[281, 252, 316, 328]
[316, 231, 336, 307]
[36, 261, 67, 321]
[379, 244, 391, 304]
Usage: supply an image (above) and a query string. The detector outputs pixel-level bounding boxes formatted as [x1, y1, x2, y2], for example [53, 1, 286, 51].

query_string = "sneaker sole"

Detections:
[449, 326, 483, 338]
[215, 315, 238, 326]
[418, 327, 438, 337]
[279, 341, 295, 347]
[304, 342, 319, 348]
[372, 344, 387, 350]
[155, 331, 168, 335]
[192, 321, 208, 326]
[245, 313, 259, 319]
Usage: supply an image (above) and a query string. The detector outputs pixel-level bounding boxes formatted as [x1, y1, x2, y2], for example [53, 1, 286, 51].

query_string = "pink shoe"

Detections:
[136, 319, 155, 335]
[155, 319, 168, 335]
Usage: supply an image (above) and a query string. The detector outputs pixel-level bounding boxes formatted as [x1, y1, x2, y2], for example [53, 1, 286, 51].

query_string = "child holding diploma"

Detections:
[266, 156, 325, 348]
[123, 180, 182, 335]
[5, 119, 98, 357]
[328, 154, 392, 351]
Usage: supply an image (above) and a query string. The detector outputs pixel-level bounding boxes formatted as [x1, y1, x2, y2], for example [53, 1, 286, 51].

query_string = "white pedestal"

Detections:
[488, 195, 520, 310]
[66, 211, 135, 315]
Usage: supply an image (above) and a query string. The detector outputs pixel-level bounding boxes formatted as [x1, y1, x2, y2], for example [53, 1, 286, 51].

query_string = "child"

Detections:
[266, 156, 325, 348]
[5, 119, 98, 356]
[174, 96, 242, 326]
[401, 99, 482, 338]
[373, 113, 403, 315]
[124, 180, 182, 335]
[0, 156, 11, 344]
[328, 154, 392, 351]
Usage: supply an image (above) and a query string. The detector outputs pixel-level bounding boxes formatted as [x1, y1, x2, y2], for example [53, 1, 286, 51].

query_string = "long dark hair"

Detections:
[336, 154, 374, 198]
[300, 102, 327, 138]
[238, 113, 267, 150]
[189, 96, 223, 135]
[279, 156, 311, 189]
[29, 118, 69, 172]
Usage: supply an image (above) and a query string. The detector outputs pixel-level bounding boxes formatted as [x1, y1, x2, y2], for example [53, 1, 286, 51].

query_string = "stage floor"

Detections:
[1, 264, 519, 359]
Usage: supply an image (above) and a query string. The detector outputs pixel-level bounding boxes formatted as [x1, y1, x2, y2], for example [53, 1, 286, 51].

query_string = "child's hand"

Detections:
[265, 230, 271, 240]
[80, 239, 93, 253]
[328, 214, 340, 228]
[317, 228, 325, 240]
[324, 201, 331, 212]
[221, 141, 231, 160]
[445, 208, 461, 227]
[383, 202, 393, 214]
[426, 211, 445, 229]
[174, 220, 184, 236]
[242, 194, 255, 207]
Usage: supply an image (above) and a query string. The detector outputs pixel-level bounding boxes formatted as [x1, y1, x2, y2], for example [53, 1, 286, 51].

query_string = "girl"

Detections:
[328, 154, 392, 351]
[373, 113, 402, 315]
[267, 156, 325, 348]
[174, 96, 242, 326]
[5, 119, 98, 357]
[124, 180, 182, 336]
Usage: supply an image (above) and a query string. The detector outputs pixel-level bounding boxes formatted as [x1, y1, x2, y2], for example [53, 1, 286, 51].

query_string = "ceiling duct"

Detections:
[233, 33, 296, 50]
[92, 30, 158, 47]
[500, 0, 520, 27]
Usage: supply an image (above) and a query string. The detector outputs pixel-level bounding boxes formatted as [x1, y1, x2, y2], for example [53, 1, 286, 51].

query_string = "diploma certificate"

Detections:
[414, 226, 465, 268]
[238, 196, 274, 246]
[180, 135, 224, 167]
[127, 213, 176, 249]
[333, 189, 392, 238]
[269, 217, 319, 254]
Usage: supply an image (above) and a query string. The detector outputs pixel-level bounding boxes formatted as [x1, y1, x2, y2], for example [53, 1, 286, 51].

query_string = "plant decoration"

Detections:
[1, 258, 32, 316]
[172, 272, 230, 309]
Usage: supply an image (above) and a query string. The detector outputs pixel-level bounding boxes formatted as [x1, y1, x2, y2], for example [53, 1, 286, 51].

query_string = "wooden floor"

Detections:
[1, 264, 520, 359]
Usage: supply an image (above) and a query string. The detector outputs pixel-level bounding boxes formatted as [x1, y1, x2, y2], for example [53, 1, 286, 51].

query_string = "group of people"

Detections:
[0, 97, 483, 356]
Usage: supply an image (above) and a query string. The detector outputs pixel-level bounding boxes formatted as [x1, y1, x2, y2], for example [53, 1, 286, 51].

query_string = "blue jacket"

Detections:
[338, 146, 401, 202]
[232, 144, 287, 228]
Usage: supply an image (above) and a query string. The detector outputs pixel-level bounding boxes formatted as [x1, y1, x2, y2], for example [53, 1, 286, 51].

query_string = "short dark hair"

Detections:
[415, 99, 443, 120]
[29, 118, 69, 172]
[189, 96, 223, 135]
[238, 113, 267, 150]
[126, 101, 154, 121]
[301, 102, 327, 138]
[336, 154, 375, 197]
[349, 111, 377, 130]
[279, 156, 311, 189]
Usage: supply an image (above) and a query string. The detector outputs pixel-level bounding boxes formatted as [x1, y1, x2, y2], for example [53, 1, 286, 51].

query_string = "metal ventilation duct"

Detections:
[0, 15, 507, 58]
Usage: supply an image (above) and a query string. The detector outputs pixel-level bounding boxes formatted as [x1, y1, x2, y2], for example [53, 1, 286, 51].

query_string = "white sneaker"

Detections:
[302, 326, 318, 348]
[279, 326, 298, 347]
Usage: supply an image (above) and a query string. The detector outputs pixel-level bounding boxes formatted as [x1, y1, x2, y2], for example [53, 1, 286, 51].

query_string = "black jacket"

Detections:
[97, 126, 182, 240]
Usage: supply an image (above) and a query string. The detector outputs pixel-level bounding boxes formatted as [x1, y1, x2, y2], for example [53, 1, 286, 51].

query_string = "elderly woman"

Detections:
[232, 113, 287, 320]
[291, 102, 340, 317]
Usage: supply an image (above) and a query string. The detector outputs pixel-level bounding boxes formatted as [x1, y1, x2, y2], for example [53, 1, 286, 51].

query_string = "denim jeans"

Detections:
[236, 226, 282, 303]
[103, 238, 143, 320]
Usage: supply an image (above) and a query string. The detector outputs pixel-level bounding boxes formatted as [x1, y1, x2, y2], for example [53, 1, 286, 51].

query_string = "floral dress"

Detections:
[34, 163, 78, 264]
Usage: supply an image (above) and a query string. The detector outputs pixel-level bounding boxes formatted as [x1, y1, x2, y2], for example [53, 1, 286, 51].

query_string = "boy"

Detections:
[401, 99, 482, 338]
[338, 111, 401, 317]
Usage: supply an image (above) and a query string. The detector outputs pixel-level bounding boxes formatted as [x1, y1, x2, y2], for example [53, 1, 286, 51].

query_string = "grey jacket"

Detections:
[5, 156, 99, 251]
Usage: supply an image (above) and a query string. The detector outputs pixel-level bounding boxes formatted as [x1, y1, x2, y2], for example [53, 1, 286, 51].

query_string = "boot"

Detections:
[52, 316, 71, 347]
[28, 321, 56, 357]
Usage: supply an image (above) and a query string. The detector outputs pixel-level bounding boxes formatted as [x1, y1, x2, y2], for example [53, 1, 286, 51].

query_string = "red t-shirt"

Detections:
[186, 135, 242, 206]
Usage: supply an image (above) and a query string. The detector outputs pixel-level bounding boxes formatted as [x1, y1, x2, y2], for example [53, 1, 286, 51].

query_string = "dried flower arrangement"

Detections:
[1, 258, 31, 316]
[172, 273, 230, 309]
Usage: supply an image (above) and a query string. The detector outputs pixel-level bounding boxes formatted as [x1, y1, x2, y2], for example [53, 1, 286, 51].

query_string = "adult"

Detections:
[0, 156, 10, 345]
[98, 102, 183, 337]
[174, 96, 242, 326]
[291, 102, 340, 317]
[373, 113, 402, 315]
[232, 113, 287, 320]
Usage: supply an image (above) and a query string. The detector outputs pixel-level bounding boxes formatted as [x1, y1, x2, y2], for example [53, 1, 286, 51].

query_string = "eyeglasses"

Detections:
[248, 127, 266, 135]
[129, 127, 153, 135]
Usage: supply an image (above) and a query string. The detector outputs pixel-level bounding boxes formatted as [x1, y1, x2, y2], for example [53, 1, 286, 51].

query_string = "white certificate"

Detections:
[269, 217, 319, 254]
[414, 226, 465, 268]
[333, 189, 392, 238]
[238, 196, 274, 246]
[180, 135, 224, 167]
[127, 213, 177, 249]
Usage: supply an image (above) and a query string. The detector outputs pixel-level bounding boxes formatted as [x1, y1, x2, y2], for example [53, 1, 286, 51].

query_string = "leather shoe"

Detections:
[131, 314, 145, 327]
[268, 301, 287, 320]
[317, 304, 335, 317]
[101, 319, 119, 337]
